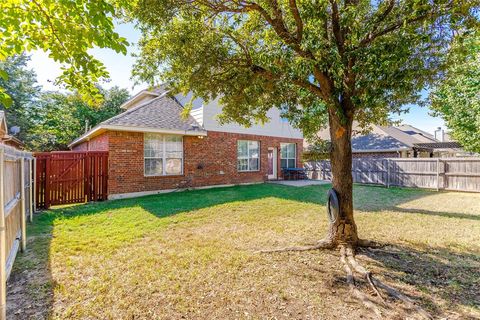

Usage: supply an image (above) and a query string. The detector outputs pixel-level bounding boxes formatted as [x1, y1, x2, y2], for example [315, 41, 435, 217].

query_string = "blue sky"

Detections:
[27, 22, 446, 135]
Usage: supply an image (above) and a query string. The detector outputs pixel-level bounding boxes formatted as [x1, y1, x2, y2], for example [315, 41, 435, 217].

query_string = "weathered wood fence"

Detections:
[305, 158, 480, 192]
[0, 145, 34, 318]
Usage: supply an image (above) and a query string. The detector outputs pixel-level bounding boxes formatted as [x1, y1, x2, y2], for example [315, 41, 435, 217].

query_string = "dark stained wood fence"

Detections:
[34, 151, 108, 209]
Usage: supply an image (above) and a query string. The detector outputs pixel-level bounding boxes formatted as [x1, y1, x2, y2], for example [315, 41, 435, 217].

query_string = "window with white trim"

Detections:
[144, 133, 183, 176]
[237, 140, 260, 172]
[280, 143, 296, 168]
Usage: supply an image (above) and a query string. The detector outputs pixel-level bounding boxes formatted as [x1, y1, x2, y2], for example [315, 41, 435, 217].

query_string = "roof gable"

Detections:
[103, 95, 201, 131]
[68, 93, 205, 148]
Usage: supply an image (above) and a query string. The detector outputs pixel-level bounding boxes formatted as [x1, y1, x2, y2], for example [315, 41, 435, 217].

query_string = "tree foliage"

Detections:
[27, 87, 130, 151]
[0, 54, 41, 142]
[0, 0, 129, 105]
[130, 0, 478, 136]
[430, 32, 480, 153]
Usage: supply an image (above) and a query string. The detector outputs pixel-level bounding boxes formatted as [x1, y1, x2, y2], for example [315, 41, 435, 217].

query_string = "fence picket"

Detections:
[34, 151, 108, 209]
[306, 157, 480, 192]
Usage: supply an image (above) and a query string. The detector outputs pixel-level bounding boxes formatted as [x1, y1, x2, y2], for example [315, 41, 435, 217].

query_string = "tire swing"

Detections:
[327, 188, 340, 224]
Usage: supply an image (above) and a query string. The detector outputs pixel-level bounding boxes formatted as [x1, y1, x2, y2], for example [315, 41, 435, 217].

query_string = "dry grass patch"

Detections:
[7, 184, 480, 319]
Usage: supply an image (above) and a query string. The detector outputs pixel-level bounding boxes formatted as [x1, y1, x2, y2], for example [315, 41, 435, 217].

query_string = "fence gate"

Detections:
[34, 151, 108, 209]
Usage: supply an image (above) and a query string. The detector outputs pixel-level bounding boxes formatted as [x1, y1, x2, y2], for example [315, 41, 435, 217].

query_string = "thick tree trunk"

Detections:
[326, 105, 359, 246]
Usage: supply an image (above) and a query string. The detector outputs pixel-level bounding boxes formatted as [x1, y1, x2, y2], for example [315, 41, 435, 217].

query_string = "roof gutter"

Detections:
[68, 125, 208, 149]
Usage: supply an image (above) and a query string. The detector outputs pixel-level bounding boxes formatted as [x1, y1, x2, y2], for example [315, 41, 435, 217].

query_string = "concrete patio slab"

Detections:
[268, 180, 330, 187]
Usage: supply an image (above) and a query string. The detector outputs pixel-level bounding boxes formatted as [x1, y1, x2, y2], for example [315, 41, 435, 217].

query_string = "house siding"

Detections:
[106, 130, 303, 197]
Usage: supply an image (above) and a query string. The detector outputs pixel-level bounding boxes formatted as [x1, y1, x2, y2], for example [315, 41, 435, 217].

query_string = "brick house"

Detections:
[69, 88, 303, 199]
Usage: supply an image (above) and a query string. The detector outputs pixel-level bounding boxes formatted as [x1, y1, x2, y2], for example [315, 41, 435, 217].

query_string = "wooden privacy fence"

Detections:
[34, 151, 108, 209]
[0, 145, 34, 319]
[305, 158, 480, 192]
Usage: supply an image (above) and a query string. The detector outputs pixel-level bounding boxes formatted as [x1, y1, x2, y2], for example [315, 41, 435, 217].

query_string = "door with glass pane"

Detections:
[267, 147, 277, 180]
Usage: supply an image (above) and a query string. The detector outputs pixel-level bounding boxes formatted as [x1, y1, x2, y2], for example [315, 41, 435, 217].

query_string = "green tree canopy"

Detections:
[430, 32, 480, 153]
[130, 0, 477, 138]
[0, 0, 129, 106]
[27, 86, 130, 151]
[0, 54, 41, 142]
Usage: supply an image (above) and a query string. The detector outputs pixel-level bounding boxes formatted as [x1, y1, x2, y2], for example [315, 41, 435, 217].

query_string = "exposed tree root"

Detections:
[370, 277, 433, 320]
[357, 238, 384, 248]
[257, 238, 336, 253]
[258, 239, 432, 319]
[340, 245, 383, 319]
[344, 246, 386, 305]
[343, 244, 432, 320]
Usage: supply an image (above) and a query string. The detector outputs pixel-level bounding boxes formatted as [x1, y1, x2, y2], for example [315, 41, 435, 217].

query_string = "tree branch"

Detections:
[357, 3, 454, 48]
[195, 0, 334, 100]
[250, 64, 325, 98]
[330, 0, 345, 57]
[288, 0, 303, 41]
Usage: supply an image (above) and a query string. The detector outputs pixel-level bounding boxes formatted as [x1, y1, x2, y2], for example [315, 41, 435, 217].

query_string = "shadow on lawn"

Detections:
[27, 183, 437, 220]
[5, 183, 479, 319]
[358, 244, 480, 318]
[392, 207, 480, 221]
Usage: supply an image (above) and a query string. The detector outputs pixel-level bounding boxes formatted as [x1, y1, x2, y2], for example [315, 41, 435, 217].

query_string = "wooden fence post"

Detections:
[0, 149, 6, 320]
[20, 158, 26, 252]
[322, 161, 326, 180]
[84, 153, 90, 202]
[33, 157, 36, 213]
[386, 159, 390, 188]
[436, 159, 440, 191]
[45, 155, 51, 209]
[29, 158, 33, 222]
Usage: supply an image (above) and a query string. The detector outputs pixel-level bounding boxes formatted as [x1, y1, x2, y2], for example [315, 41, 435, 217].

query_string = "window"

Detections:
[144, 134, 183, 176]
[237, 140, 260, 172]
[280, 143, 296, 168]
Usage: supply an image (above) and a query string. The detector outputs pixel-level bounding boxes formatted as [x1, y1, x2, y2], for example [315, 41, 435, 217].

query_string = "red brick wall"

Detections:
[72, 134, 109, 151]
[107, 130, 303, 196]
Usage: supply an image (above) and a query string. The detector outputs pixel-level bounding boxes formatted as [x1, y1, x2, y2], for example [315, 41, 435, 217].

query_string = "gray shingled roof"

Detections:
[313, 122, 439, 152]
[351, 133, 409, 151]
[101, 95, 203, 131]
[379, 125, 436, 147]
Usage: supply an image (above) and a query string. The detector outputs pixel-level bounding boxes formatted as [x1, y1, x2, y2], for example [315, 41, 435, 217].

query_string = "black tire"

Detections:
[327, 188, 340, 224]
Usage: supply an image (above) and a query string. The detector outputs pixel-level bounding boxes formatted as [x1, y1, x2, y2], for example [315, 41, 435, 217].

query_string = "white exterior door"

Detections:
[267, 147, 277, 180]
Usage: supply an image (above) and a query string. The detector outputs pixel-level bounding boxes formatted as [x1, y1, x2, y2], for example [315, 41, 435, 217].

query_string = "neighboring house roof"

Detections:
[0, 111, 8, 134]
[0, 111, 24, 149]
[379, 125, 436, 147]
[69, 91, 206, 148]
[311, 123, 440, 153]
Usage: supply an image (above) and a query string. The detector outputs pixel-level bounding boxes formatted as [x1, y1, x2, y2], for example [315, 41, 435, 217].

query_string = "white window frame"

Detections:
[237, 140, 260, 172]
[280, 143, 296, 169]
[144, 133, 184, 176]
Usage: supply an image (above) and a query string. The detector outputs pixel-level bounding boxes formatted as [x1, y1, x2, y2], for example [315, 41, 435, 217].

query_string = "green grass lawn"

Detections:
[7, 183, 480, 319]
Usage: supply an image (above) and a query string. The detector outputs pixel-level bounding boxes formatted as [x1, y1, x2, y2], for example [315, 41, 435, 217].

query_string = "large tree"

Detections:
[430, 32, 480, 153]
[129, 1, 477, 245]
[126, 0, 477, 315]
